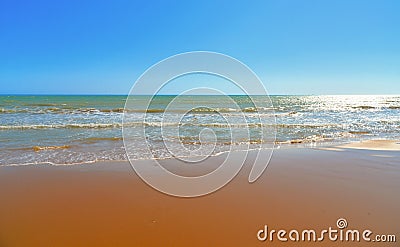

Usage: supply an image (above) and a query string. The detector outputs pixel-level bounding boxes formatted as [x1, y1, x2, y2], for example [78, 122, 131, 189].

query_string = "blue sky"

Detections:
[0, 0, 399, 95]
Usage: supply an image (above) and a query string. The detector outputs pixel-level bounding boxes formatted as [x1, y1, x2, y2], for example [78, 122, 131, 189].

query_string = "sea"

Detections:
[0, 95, 399, 166]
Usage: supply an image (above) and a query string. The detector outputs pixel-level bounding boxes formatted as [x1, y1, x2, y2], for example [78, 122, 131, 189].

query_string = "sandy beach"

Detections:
[0, 143, 399, 246]
[338, 139, 400, 151]
[2, 0, 400, 245]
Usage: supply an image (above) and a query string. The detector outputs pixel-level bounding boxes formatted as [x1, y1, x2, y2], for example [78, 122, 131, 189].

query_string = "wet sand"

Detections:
[0, 147, 399, 246]
[338, 139, 400, 151]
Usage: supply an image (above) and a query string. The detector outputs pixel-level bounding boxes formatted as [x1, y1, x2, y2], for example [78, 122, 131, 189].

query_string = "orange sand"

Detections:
[0, 148, 399, 246]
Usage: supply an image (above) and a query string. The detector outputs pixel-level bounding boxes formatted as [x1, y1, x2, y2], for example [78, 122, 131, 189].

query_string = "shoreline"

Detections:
[1, 138, 399, 167]
[2, 94, 399, 167]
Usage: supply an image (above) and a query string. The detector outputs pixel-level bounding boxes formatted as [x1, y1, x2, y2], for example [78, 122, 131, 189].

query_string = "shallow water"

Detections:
[0, 95, 399, 165]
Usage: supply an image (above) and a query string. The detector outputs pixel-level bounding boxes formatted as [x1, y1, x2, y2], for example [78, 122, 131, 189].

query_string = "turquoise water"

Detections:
[0, 95, 399, 165]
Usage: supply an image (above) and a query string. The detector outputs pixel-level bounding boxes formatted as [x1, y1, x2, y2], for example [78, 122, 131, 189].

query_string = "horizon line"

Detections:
[1, 93, 400, 96]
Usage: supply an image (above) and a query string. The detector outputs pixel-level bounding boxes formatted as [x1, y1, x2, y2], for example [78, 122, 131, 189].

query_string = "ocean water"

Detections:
[0, 95, 399, 166]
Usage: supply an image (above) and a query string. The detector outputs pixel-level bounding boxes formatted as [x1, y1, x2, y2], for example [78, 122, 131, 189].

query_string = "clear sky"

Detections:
[1, 0, 399, 95]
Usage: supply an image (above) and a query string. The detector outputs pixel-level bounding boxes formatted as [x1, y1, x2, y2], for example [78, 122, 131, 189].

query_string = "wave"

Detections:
[81, 137, 123, 142]
[3, 105, 398, 115]
[351, 105, 379, 109]
[0, 107, 276, 115]
[0, 107, 126, 114]
[0, 108, 30, 113]
[348, 131, 371, 135]
[276, 123, 340, 128]
[349, 105, 400, 110]
[0, 122, 365, 130]
[0, 123, 123, 130]
[198, 123, 263, 128]
[2, 121, 397, 131]
[22, 103, 59, 107]
[128, 108, 251, 113]
[32, 145, 71, 152]
[0, 122, 186, 130]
